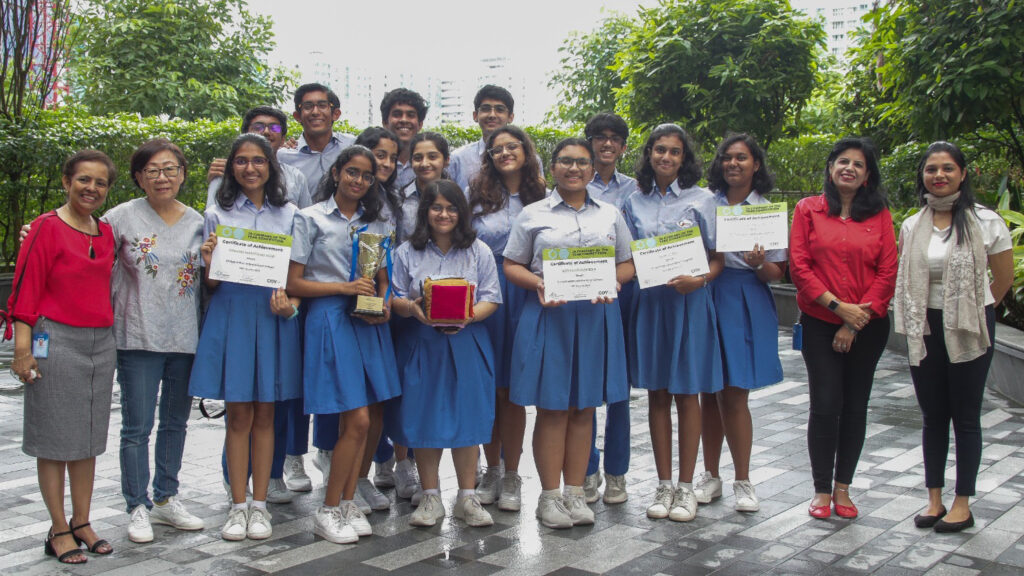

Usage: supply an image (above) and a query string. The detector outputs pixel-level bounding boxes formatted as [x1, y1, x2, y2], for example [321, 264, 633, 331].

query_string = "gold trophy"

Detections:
[351, 231, 391, 317]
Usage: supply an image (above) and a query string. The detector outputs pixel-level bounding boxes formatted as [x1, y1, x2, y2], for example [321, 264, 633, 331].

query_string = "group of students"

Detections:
[4, 81, 1013, 565]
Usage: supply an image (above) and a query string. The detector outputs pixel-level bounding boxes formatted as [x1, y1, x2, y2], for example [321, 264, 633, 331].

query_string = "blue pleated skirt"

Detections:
[510, 298, 629, 410]
[386, 322, 495, 448]
[629, 283, 723, 395]
[480, 256, 529, 389]
[189, 283, 301, 402]
[711, 267, 783, 389]
[303, 296, 402, 414]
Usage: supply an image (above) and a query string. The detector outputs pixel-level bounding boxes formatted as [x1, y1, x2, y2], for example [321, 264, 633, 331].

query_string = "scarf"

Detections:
[893, 192, 989, 366]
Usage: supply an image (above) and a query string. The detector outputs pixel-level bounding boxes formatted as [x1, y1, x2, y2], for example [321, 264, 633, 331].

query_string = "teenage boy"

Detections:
[380, 88, 428, 189]
[449, 85, 519, 192]
[277, 83, 356, 199]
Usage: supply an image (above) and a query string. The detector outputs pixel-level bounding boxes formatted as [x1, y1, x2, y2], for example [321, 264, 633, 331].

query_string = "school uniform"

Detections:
[621, 182, 723, 395]
[386, 238, 502, 448]
[503, 190, 632, 410]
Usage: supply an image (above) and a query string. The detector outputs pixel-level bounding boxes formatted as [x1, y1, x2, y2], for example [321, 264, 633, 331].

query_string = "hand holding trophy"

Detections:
[351, 230, 393, 318]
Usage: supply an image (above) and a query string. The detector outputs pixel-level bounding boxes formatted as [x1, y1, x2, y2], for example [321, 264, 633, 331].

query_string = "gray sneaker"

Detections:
[266, 477, 294, 504]
[476, 467, 502, 505]
[373, 456, 396, 489]
[693, 471, 722, 504]
[583, 472, 602, 503]
[564, 487, 595, 525]
[602, 473, 628, 504]
[497, 472, 523, 511]
[409, 492, 445, 527]
[454, 494, 494, 527]
[283, 454, 313, 492]
[535, 493, 573, 529]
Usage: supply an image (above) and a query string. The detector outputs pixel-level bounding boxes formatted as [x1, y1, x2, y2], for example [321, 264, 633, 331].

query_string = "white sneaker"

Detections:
[394, 459, 421, 500]
[128, 504, 154, 543]
[357, 478, 390, 511]
[583, 472, 602, 504]
[669, 485, 697, 522]
[476, 467, 502, 505]
[353, 492, 373, 515]
[342, 501, 372, 536]
[454, 494, 494, 527]
[564, 487, 595, 525]
[150, 496, 204, 530]
[314, 506, 357, 544]
[246, 507, 273, 539]
[733, 480, 760, 512]
[221, 507, 248, 541]
[373, 456, 396, 489]
[693, 471, 723, 504]
[647, 484, 674, 519]
[409, 493, 445, 527]
[603, 473, 628, 504]
[535, 493, 573, 529]
[498, 472, 522, 511]
[313, 449, 332, 485]
[267, 477, 294, 504]
[284, 454, 313, 492]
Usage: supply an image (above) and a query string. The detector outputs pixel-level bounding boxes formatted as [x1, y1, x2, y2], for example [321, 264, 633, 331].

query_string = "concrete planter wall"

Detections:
[770, 283, 1024, 407]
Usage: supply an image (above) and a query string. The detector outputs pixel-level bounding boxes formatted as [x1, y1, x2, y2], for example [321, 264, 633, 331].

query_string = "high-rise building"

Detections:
[793, 1, 879, 62]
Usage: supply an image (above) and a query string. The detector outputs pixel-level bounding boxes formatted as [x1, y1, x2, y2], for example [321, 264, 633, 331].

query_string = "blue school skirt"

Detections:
[189, 283, 301, 403]
[711, 267, 783, 389]
[629, 283, 723, 395]
[387, 322, 495, 448]
[303, 296, 402, 415]
[510, 298, 629, 410]
[480, 256, 529, 389]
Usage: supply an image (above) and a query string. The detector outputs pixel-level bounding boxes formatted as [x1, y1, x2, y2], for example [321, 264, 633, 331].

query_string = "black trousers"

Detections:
[910, 306, 995, 496]
[801, 313, 889, 493]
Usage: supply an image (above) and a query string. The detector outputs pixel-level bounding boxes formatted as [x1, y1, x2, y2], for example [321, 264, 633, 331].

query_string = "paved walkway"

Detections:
[2, 330, 1024, 575]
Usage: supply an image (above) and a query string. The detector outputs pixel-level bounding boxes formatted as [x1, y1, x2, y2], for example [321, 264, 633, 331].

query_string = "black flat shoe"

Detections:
[44, 530, 87, 564]
[934, 511, 974, 533]
[70, 521, 113, 555]
[913, 506, 947, 528]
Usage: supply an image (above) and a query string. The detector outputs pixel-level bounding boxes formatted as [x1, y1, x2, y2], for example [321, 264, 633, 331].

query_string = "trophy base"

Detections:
[352, 295, 386, 317]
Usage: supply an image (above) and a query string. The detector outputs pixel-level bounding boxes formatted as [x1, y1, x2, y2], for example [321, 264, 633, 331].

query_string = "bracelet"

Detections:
[702, 275, 709, 288]
[288, 304, 299, 320]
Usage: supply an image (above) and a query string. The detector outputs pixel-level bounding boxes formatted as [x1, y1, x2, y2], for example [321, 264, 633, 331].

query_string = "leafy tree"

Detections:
[1, 0, 75, 121]
[68, 0, 298, 121]
[613, 0, 824, 149]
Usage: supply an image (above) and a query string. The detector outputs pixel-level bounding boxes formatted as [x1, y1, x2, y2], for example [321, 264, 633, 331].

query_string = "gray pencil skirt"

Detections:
[22, 317, 116, 461]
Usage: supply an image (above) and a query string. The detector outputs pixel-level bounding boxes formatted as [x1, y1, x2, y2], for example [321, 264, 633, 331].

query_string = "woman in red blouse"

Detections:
[789, 137, 897, 521]
[3, 150, 118, 564]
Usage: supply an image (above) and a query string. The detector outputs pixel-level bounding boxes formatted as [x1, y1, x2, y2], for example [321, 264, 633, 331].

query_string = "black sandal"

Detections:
[70, 521, 113, 555]
[44, 529, 87, 564]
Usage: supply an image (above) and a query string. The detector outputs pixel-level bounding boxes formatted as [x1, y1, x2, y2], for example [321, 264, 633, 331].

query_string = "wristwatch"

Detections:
[827, 299, 840, 311]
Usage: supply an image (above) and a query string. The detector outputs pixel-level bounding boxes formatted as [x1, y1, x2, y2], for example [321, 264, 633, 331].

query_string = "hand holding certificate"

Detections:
[541, 246, 617, 302]
[715, 202, 788, 253]
[631, 227, 710, 289]
[208, 225, 292, 289]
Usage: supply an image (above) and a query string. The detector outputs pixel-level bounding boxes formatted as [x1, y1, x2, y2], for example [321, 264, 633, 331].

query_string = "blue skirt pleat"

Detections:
[510, 298, 629, 410]
[189, 283, 302, 402]
[303, 296, 402, 414]
[480, 256, 529, 389]
[386, 322, 495, 448]
[711, 267, 783, 389]
[629, 284, 723, 395]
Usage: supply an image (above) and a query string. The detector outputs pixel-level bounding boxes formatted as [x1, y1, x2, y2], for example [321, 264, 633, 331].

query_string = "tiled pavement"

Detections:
[2, 330, 1024, 575]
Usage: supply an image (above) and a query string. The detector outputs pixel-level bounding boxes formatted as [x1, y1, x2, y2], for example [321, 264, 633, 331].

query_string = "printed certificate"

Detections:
[631, 227, 710, 289]
[541, 246, 617, 302]
[209, 225, 292, 289]
[715, 202, 788, 252]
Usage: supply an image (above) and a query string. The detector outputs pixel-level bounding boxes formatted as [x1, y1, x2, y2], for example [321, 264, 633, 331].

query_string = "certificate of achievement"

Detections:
[715, 202, 788, 252]
[541, 246, 617, 302]
[209, 225, 292, 289]
[631, 227, 710, 289]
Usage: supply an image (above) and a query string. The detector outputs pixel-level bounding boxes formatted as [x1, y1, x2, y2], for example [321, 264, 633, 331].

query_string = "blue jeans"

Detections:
[588, 400, 631, 476]
[118, 350, 194, 512]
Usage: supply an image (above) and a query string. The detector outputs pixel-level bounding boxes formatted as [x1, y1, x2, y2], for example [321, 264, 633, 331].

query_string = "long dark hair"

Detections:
[355, 127, 402, 217]
[707, 133, 774, 195]
[217, 134, 287, 209]
[313, 145, 385, 223]
[469, 126, 546, 216]
[636, 123, 702, 194]
[408, 131, 451, 184]
[822, 137, 887, 221]
[409, 180, 476, 251]
[916, 141, 977, 245]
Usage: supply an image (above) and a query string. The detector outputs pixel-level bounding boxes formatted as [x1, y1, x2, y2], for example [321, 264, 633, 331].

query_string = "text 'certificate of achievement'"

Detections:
[209, 225, 292, 289]
[631, 227, 710, 289]
[715, 202, 788, 252]
[541, 246, 617, 302]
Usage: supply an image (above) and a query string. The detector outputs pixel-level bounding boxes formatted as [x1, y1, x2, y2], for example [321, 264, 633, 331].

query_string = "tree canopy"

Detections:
[68, 0, 297, 121]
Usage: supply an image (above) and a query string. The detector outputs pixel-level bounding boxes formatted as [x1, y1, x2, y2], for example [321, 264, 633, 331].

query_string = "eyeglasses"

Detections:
[554, 156, 592, 169]
[488, 141, 522, 158]
[141, 166, 182, 180]
[477, 104, 509, 115]
[299, 100, 333, 112]
[589, 134, 625, 146]
[343, 167, 375, 185]
[249, 122, 284, 134]
[429, 204, 459, 216]
[233, 157, 268, 167]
